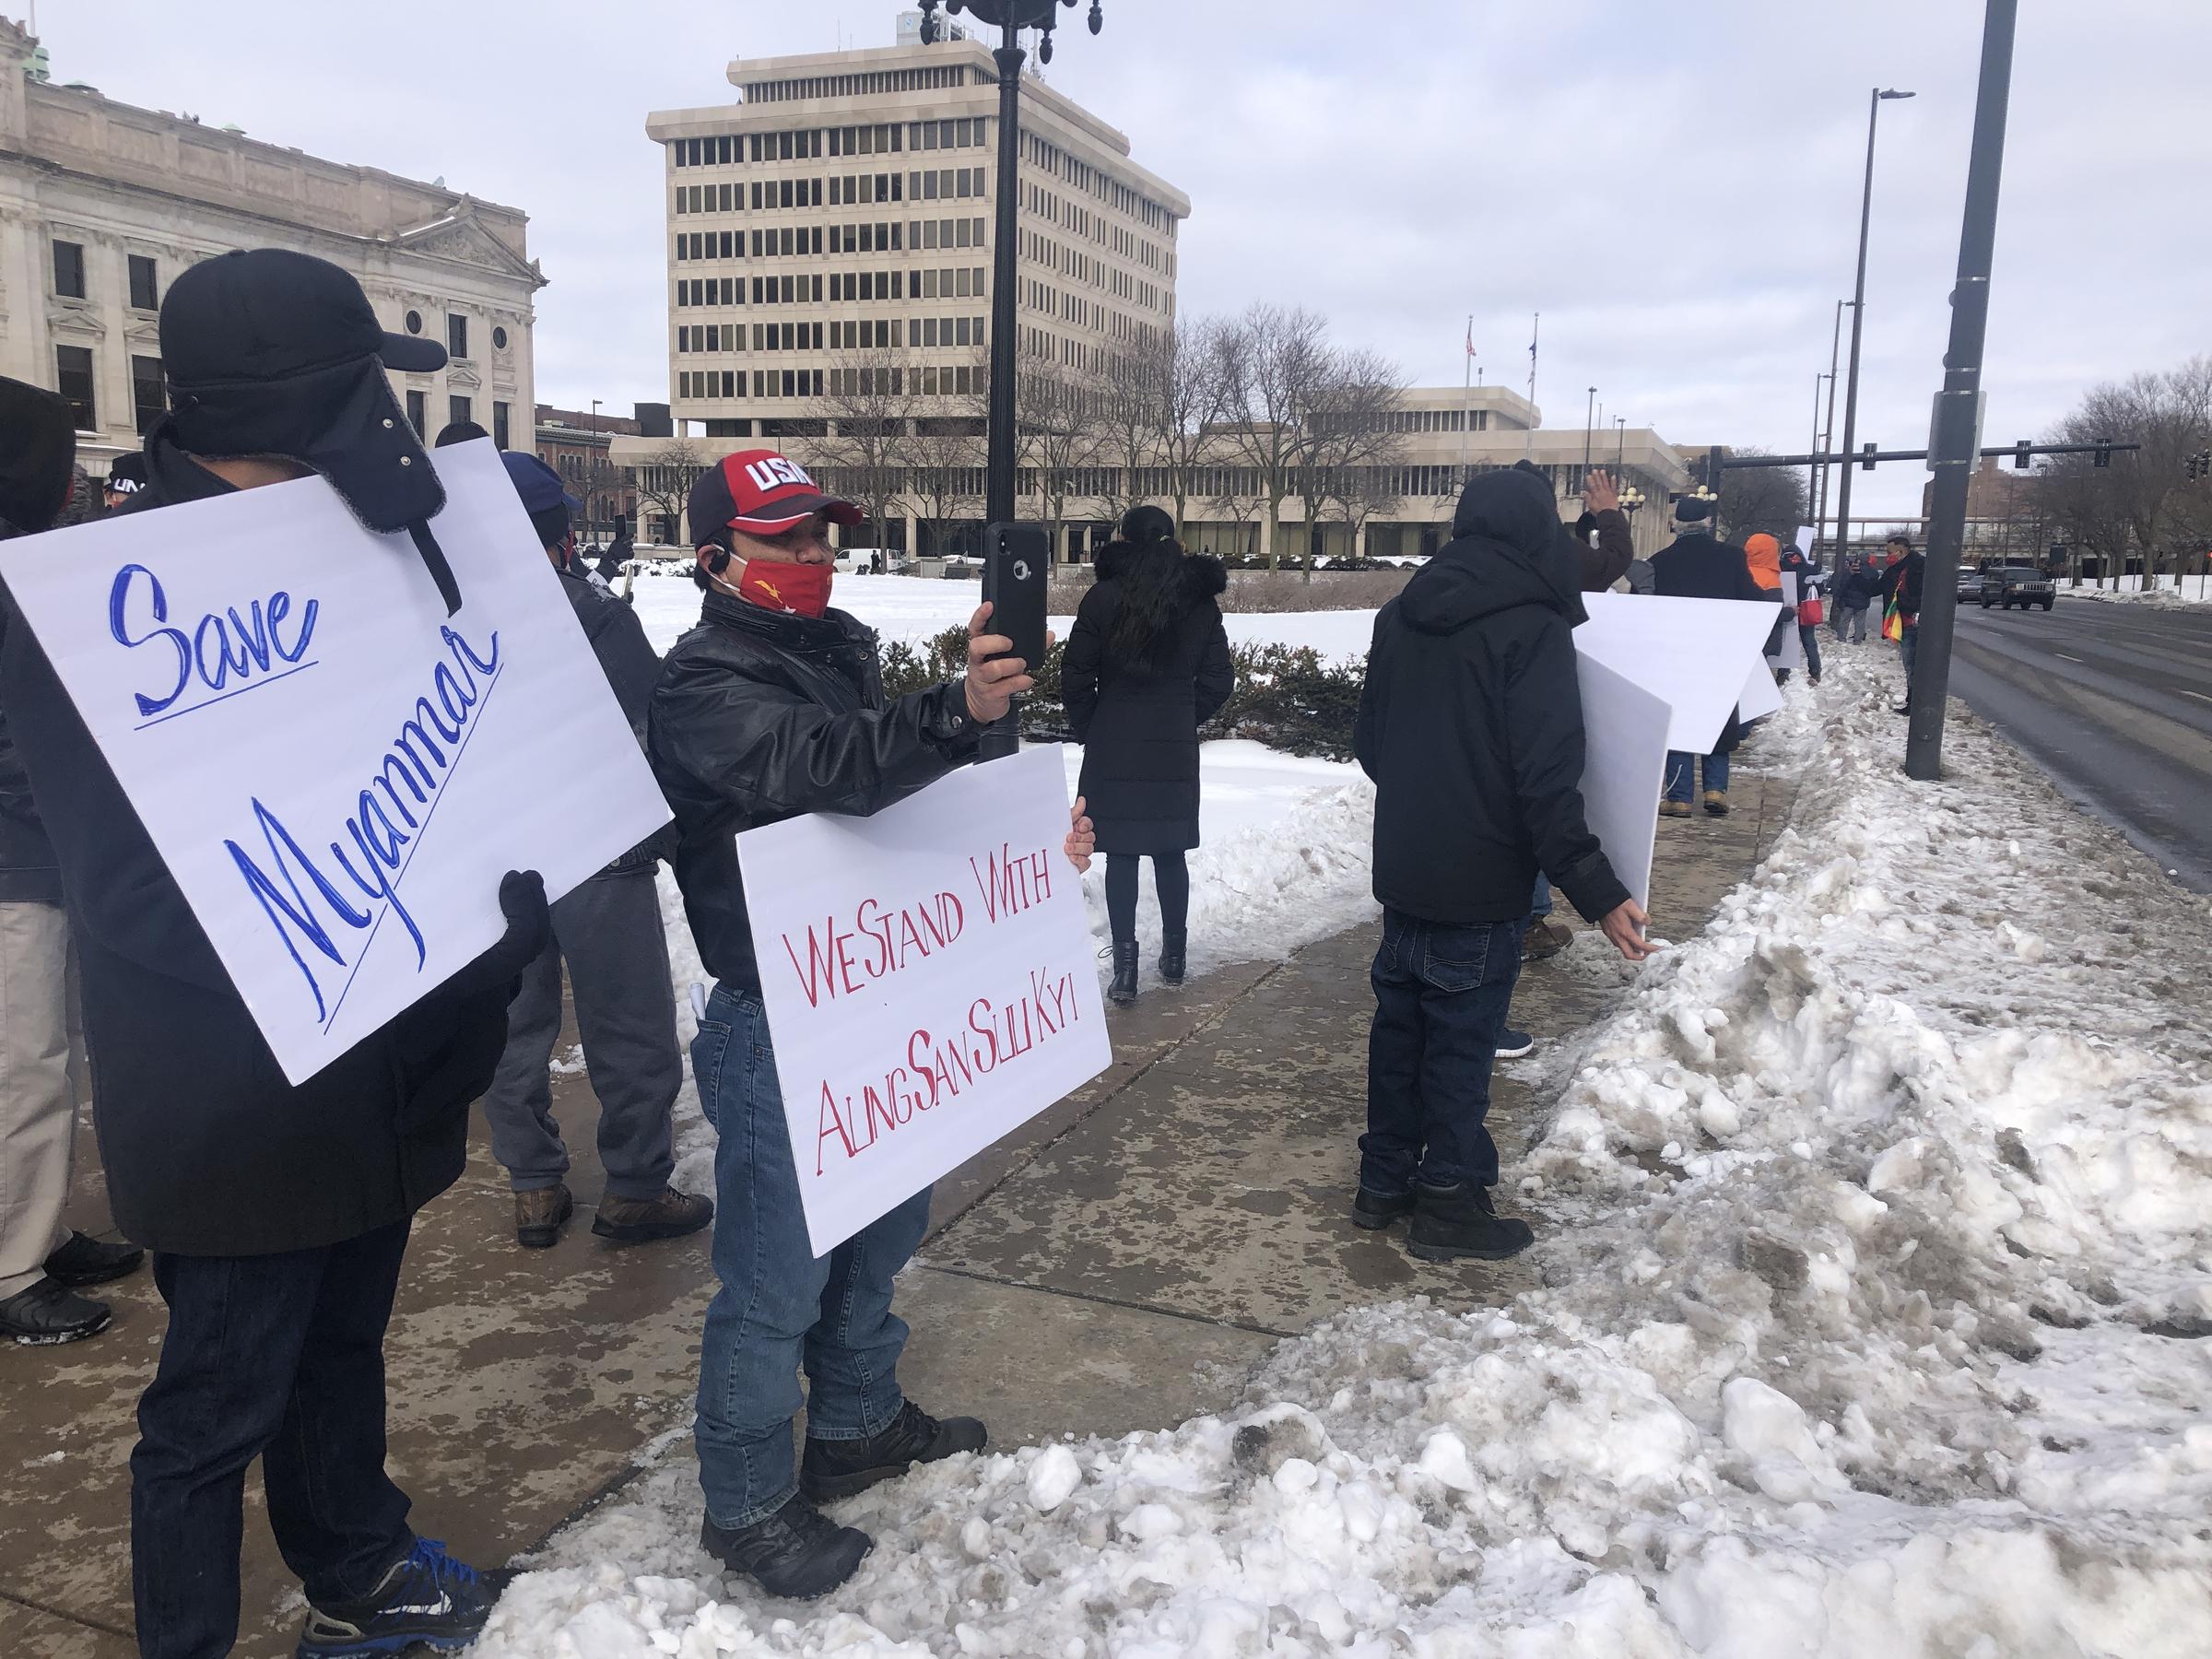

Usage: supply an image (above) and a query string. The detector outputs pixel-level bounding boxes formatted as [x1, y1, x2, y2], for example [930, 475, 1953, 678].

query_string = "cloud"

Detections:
[39, 1, 2207, 515]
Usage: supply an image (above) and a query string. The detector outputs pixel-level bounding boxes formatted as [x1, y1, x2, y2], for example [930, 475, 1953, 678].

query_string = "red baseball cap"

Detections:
[688, 449, 863, 541]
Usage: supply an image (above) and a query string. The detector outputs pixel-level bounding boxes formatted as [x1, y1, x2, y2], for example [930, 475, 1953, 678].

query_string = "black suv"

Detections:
[1980, 563, 2056, 611]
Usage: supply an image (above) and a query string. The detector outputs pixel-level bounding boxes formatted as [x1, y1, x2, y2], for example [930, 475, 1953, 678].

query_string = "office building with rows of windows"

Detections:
[0, 18, 544, 477]
[632, 35, 1188, 472]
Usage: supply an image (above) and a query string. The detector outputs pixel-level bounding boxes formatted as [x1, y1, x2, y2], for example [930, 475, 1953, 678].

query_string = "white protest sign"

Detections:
[1575, 592, 1785, 754]
[1574, 655, 1669, 912]
[1777, 572, 1802, 670]
[1738, 658, 1783, 724]
[0, 441, 669, 1084]
[738, 745, 1112, 1255]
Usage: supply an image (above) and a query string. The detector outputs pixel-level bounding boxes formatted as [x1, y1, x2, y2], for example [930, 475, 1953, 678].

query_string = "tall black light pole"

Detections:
[1907, 1, 2017, 782]
[1832, 87, 1915, 564]
[1816, 300, 1849, 554]
[1583, 386, 1596, 474]
[926, 0, 1102, 529]
[927, 0, 1100, 761]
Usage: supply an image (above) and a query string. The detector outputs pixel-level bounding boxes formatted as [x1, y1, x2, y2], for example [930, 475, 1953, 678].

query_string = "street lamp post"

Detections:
[1810, 371, 1830, 528]
[1816, 300, 1850, 554]
[1832, 87, 1914, 565]
[1583, 386, 1596, 475]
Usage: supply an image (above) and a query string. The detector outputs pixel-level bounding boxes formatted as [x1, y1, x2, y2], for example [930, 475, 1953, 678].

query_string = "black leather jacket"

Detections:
[648, 588, 982, 994]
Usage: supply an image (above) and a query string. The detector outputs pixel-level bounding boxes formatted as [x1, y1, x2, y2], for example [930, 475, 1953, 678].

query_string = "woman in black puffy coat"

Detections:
[1062, 506, 1235, 1005]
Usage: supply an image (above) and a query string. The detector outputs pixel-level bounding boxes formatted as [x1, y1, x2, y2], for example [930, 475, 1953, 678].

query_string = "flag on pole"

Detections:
[1465, 320, 1477, 359]
[1882, 591, 1905, 642]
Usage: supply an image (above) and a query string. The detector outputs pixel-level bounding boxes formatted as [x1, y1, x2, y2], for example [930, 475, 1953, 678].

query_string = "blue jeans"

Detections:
[691, 983, 931, 1530]
[1360, 909, 1525, 1194]
[1899, 626, 1917, 706]
[133, 1222, 416, 1659]
[1665, 748, 1730, 803]
[1798, 624, 1823, 679]
[1529, 873, 1553, 919]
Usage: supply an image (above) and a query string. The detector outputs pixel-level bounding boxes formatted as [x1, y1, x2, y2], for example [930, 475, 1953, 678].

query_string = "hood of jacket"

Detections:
[1400, 468, 1585, 635]
[1744, 533, 1782, 591]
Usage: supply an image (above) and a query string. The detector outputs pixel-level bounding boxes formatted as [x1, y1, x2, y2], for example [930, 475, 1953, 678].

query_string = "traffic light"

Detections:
[2187, 447, 2211, 481]
[2093, 441, 2112, 470]
[1862, 441, 1877, 471]
[2013, 440, 2032, 470]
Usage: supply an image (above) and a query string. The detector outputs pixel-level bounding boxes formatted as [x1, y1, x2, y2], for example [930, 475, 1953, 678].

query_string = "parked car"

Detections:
[1981, 563, 2056, 611]
[1956, 567, 1984, 604]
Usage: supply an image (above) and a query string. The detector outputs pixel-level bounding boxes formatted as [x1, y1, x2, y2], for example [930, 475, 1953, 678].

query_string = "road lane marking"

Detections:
[2184, 689, 2212, 703]
[2054, 652, 2085, 664]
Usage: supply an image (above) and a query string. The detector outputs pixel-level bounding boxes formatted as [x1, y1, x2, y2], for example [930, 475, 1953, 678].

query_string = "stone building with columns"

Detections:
[0, 18, 544, 477]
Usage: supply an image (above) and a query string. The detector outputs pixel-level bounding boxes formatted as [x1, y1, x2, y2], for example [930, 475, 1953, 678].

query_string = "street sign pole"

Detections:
[1908, 0, 2018, 782]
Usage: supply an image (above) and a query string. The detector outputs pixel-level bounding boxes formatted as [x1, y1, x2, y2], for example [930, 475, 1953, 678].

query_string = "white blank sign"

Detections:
[1576, 591, 1787, 754]
[0, 441, 670, 1083]
[1574, 655, 1670, 912]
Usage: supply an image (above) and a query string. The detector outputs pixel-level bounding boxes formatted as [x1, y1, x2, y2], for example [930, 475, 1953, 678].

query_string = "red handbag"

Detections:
[1797, 595, 1825, 626]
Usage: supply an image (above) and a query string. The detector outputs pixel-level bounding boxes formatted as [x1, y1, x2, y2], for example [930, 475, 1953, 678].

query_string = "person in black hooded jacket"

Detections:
[1353, 467, 1653, 1263]
[0, 252, 547, 1659]
[1062, 504, 1234, 1004]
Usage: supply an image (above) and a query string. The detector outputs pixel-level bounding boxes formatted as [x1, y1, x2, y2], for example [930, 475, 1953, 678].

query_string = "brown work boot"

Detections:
[593, 1186, 713, 1244]
[514, 1183, 573, 1249]
[1660, 799, 1694, 819]
[1703, 789, 1730, 818]
[1521, 916, 1573, 961]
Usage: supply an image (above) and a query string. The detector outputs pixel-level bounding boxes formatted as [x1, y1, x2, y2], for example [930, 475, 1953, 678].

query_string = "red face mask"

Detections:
[732, 555, 833, 618]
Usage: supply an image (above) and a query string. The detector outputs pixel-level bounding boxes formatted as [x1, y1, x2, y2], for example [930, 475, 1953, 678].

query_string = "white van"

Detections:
[835, 547, 893, 575]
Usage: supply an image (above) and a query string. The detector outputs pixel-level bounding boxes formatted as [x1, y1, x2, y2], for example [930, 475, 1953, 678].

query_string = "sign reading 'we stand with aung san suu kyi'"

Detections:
[0, 441, 669, 1084]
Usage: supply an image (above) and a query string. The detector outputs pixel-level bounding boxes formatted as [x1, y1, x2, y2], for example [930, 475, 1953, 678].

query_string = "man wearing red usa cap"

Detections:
[647, 450, 1093, 1597]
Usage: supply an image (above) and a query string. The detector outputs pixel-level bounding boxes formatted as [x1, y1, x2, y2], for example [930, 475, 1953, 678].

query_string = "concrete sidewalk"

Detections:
[0, 771, 1796, 1657]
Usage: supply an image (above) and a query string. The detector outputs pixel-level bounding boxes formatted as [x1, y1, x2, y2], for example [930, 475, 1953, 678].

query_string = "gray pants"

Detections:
[481, 868, 680, 1200]
[1, 901, 76, 1299]
[1838, 604, 1869, 643]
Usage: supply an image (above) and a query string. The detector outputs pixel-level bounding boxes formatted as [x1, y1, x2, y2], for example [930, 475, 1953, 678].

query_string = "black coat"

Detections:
[1879, 552, 1926, 621]
[1062, 550, 1233, 855]
[1355, 471, 1630, 927]
[1651, 530, 1789, 746]
[649, 589, 982, 994]
[0, 379, 76, 904]
[0, 438, 527, 1255]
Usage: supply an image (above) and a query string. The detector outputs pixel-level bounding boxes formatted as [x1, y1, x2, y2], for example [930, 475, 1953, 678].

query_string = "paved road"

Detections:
[1944, 597, 2212, 891]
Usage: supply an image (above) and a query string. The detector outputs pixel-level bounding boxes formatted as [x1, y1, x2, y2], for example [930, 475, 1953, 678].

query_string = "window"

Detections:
[131, 354, 165, 436]
[53, 240, 87, 300]
[493, 401, 510, 449]
[447, 313, 469, 359]
[406, 309, 424, 335]
[406, 389, 428, 436]
[491, 325, 509, 351]
[128, 254, 159, 312]
[449, 394, 472, 429]
[55, 345, 96, 429]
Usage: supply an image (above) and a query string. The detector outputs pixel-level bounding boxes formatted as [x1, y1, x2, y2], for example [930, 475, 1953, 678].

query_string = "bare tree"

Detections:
[632, 438, 708, 547]
[1016, 359, 1106, 563]
[1217, 302, 1331, 571]
[1159, 317, 1234, 531]
[2037, 358, 2212, 589]
[1296, 347, 1408, 575]
[903, 415, 984, 558]
[819, 347, 914, 551]
[1715, 449, 1810, 543]
[1089, 342, 1161, 529]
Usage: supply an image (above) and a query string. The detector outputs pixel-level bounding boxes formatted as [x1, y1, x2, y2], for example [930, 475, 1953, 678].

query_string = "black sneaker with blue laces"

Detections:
[295, 1537, 500, 1657]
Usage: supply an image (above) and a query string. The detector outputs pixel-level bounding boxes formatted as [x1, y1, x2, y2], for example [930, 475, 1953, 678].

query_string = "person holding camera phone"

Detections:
[1061, 505, 1234, 1006]
[648, 450, 1095, 1600]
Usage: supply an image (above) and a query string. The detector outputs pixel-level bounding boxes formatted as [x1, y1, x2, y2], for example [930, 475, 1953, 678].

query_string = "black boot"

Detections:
[1406, 1180, 1535, 1262]
[700, 1496, 871, 1600]
[1108, 942, 1139, 1006]
[1351, 1187, 1415, 1230]
[1159, 932, 1187, 986]
[0, 1278, 112, 1346]
[41, 1230, 144, 1288]
[802, 1400, 987, 1503]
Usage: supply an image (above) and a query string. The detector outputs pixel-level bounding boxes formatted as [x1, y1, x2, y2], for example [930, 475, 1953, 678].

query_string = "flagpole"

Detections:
[1525, 311, 1538, 458]
[1460, 314, 1473, 485]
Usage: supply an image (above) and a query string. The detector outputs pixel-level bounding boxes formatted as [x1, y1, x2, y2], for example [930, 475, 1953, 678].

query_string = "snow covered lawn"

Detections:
[2063, 576, 2212, 609]
[479, 647, 2212, 1653]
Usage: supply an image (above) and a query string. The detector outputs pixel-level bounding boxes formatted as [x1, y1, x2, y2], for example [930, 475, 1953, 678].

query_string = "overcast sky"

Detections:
[34, 0, 2210, 513]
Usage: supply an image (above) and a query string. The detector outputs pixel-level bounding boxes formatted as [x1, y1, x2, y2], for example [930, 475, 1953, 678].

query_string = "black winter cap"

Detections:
[1120, 503, 1178, 547]
[0, 376, 77, 536]
[159, 249, 465, 609]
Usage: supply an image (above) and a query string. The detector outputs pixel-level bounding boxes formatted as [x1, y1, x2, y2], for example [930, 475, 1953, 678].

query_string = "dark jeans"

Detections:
[1900, 625, 1918, 707]
[690, 984, 929, 1529]
[1361, 908, 1525, 1194]
[1103, 852, 1190, 947]
[1798, 624, 1823, 679]
[1665, 748, 1730, 804]
[133, 1222, 415, 1659]
[481, 867, 681, 1199]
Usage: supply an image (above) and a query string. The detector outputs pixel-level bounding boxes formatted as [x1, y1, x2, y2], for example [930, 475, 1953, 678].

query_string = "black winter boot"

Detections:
[1351, 1187, 1415, 1230]
[1406, 1180, 1535, 1262]
[1108, 942, 1139, 1006]
[802, 1400, 988, 1502]
[1159, 932, 1187, 986]
[700, 1496, 871, 1600]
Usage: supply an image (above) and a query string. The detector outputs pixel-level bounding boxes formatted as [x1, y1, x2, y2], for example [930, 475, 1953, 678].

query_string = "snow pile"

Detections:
[481, 644, 2212, 1658]
[2063, 577, 2212, 609]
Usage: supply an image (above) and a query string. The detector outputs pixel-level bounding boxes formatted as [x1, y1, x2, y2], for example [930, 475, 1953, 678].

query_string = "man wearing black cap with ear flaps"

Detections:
[0, 249, 550, 1659]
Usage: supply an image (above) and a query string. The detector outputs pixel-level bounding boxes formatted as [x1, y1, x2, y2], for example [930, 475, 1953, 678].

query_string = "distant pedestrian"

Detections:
[1781, 542, 1824, 686]
[1353, 468, 1653, 1264]
[102, 451, 146, 513]
[1651, 498, 1782, 817]
[1837, 552, 1880, 642]
[1880, 535, 1926, 714]
[1062, 504, 1234, 1006]
[480, 453, 709, 1253]
[0, 378, 146, 1349]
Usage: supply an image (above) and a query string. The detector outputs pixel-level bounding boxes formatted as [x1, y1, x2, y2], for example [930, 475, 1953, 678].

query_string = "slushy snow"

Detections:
[507, 603, 2212, 1657]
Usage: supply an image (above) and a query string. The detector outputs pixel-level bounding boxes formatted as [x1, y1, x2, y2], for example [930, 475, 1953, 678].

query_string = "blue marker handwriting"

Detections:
[110, 562, 319, 724]
[224, 623, 503, 1026]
